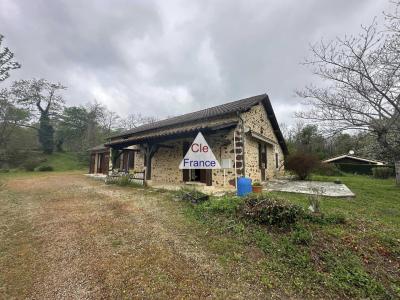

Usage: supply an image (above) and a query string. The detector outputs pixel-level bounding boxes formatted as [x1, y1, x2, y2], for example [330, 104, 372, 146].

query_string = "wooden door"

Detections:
[198, 169, 212, 186]
[122, 152, 129, 172]
[97, 154, 103, 173]
[258, 143, 267, 181]
[89, 154, 95, 173]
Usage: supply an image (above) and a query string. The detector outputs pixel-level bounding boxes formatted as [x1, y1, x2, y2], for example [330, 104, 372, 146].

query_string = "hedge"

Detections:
[335, 163, 395, 176]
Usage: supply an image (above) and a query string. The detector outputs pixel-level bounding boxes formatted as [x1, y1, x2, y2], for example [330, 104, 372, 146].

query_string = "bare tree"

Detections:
[119, 113, 158, 130]
[85, 101, 106, 147]
[101, 109, 120, 136]
[297, 2, 400, 163]
[0, 34, 21, 82]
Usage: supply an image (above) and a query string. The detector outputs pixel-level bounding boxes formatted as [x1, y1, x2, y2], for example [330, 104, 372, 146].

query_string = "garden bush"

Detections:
[372, 167, 394, 179]
[285, 152, 320, 180]
[36, 165, 54, 172]
[200, 194, 243, 214]
[242, 193, 304, 227]
[315, 163, 343, 176]
[116, 175, 131, 186]
[22, 159, 41, 171]
[175, 187, 209, 204]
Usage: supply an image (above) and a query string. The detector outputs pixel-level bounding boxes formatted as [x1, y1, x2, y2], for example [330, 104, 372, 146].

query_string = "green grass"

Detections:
[176, 175, 400, 299]
[41, 152, 87, 171]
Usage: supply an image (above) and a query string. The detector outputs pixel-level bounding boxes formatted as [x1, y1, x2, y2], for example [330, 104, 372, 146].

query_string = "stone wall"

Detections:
[241, 103, 285, 181]
[126, 103, 285, 186]
[208, 128, 236, 187]
[131, 128, 237, 187]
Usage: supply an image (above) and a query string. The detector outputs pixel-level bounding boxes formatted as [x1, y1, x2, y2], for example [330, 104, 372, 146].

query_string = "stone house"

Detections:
[88, 94, 288, 187]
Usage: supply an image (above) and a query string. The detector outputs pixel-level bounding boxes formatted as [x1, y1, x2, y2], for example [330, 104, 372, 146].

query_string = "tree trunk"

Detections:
[395, 160, 400, 186]
[38, 113, 54, 154]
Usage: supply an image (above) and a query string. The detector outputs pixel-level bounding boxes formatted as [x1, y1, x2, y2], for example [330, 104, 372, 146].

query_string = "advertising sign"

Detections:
[179, 132, 221, 169]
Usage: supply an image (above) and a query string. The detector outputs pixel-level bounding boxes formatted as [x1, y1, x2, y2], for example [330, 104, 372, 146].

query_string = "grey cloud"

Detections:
[0, 0, 392, 125]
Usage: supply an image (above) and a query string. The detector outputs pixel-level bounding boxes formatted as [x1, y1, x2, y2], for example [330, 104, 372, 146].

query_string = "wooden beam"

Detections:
[144, 143, 159, 180]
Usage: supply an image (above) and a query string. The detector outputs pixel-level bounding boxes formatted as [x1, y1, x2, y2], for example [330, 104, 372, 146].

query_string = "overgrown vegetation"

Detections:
[372, 167, 394, 179]
[315, 163, 343, 176]
[242, 193, 303, 227]
[285, 152, 320, 180]
[35, 165, 53, 172]
[176, 175, 400, 298]
[105, 174, 144, 188]
[0, 152, 86, 172]
[174, 187, 209, 204]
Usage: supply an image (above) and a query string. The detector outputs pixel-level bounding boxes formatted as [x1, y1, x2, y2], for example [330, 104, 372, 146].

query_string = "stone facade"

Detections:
[131, 127, 237, 187]
[242, 104, 285, 181]
[122, 103, 285, 187]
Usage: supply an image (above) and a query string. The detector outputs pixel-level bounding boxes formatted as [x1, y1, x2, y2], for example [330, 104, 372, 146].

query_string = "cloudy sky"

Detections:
[0, 0, 392, 125]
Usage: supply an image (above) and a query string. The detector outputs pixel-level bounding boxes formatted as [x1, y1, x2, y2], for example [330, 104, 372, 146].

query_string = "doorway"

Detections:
[258, 142, 267, 181]
[182, 141, 212, 186]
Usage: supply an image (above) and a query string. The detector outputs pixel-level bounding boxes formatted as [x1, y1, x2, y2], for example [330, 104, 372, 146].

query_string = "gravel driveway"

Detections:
[0, 172, 268, 299]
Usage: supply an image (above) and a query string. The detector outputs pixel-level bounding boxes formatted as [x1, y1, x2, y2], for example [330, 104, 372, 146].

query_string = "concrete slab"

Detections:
[264, 179, 355, 198]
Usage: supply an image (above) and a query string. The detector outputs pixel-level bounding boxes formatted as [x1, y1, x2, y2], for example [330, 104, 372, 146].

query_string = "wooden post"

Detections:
[144, 143, 158, 181]
[395, 161, 400, 186]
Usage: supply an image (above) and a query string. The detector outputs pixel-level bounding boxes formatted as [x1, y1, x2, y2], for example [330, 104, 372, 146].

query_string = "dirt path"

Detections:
[0, 173, 267, 299]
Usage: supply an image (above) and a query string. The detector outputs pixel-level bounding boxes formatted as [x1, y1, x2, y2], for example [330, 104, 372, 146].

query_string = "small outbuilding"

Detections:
[323, 155, 385, 165]
[88, 144, 110, 175]
[89, 94, 288, 187]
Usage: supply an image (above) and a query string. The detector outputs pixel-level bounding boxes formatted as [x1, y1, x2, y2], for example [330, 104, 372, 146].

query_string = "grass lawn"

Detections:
[40, 152, 87, 171]
[1, 171, 398, 299]
[178, 174, 400, 299]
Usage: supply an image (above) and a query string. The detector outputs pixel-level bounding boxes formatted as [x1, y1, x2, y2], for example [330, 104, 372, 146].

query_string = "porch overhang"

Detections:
[248, 130, 277, 146]
[105, 121, 238, 149]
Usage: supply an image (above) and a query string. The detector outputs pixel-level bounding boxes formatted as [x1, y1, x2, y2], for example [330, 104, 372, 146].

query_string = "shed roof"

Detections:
[323, 154, 385, 165]
[109, 93, 288, 154]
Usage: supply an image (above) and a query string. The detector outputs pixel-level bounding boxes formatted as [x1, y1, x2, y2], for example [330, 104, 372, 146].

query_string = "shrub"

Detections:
[285, 152, 320, 180]
[372, 167, 394, 179]
[22, 159, 41, 171]
[308, 193, 321, 214]
[174, 187, 209, 204]
[36, 165, 54, 172]
[116, 175, 131, 186]
[242, 193, 304, 227]
[315, 163, 343, 176]
[200, 194, 243, 214]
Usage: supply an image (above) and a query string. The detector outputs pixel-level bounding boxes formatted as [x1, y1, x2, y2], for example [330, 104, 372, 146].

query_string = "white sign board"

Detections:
[179, 132, 221, 169]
